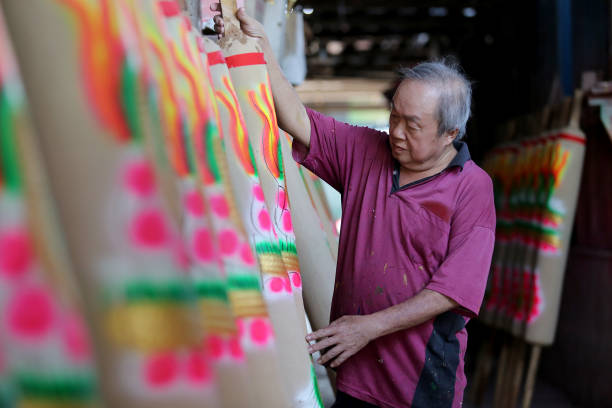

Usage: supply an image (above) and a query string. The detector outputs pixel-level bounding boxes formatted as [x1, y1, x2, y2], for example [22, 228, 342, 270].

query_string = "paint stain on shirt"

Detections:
[421, 201, 452, 223]
[403, 274, 408, 286]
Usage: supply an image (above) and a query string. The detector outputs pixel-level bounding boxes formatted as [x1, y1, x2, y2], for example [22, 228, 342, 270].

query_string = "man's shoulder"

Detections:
[456, 160, 494, 198]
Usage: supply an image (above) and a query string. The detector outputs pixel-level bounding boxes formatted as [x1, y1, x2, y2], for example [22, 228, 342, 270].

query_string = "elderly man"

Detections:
[215, 8, 495, 408]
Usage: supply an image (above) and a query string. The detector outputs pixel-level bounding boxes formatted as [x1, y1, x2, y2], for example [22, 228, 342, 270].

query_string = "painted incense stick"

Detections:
[0, 0, 221, 406]
[215, 4, 323, 404]
[278, 132, 336, 332]
[481, 95, 585, 346]
[522, 93, 585, 345]
[203, 36, 322, 407]
[148, 2, 284, 406]
[0, 9, 99, 406]
[299, 166, 340, 258]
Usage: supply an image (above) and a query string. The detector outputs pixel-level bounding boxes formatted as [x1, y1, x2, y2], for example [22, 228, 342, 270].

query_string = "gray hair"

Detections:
[398, 59, 472, 140]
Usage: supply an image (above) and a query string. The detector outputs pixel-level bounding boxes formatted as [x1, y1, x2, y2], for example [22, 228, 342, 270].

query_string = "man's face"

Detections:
[389, 80, 454, 170]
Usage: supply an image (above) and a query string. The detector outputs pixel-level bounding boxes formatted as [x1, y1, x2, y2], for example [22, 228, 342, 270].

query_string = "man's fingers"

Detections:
[209, 2, 221, 12]
[213, 15, 223, 26]
[306, 326, 335, 341]
[307, 336, 337, 354]
[330, 350, 352, 368]
[236, 8, 259, 31]
[317, 345, 343, 365]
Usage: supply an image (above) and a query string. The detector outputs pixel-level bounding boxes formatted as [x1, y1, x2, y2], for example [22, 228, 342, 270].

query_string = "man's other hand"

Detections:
[211, 3, 265, 40]
[306, 315, 377, 368]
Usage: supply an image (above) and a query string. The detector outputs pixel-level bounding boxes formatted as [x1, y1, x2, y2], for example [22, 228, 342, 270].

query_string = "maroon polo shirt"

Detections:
[292, 108, 496, 408]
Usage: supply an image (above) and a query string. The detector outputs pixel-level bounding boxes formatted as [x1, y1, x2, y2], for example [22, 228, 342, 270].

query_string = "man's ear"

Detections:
[445, 129, 459, 145]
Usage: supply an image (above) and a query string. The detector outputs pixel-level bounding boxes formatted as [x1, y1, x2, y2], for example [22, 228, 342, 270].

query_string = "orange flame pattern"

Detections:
[247, 81, 280, 179]
[215, 76, 255, 177]
[58, 0, 130, 142]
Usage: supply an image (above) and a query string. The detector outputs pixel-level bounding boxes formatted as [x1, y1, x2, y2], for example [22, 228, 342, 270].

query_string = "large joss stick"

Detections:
[214, 5, 324, 405]
[147, 2, 281, 406]
[204, 36, 323, 407]
[0, 9, 99, 407]
[480, 138, 518, 326]
[522, 93, 585, 345]
[277, 131, 337, 333]
[299, 165, 340, 259]
[0, 0, 220, 406]
[480, 95, 585, 346]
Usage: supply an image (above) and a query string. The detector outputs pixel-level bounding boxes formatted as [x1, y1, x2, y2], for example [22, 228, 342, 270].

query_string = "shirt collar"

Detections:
[390, 140, 471, 193]
[448, 140, 471, 170]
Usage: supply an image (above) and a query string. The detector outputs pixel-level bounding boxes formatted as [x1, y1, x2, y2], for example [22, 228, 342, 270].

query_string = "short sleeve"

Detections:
[425, 169, 496, 317]
[292, 107, 387, 192]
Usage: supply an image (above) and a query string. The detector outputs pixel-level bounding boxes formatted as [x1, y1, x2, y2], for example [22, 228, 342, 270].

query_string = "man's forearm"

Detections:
[366, 289, 459, 339]
[259, 37, 311, 147]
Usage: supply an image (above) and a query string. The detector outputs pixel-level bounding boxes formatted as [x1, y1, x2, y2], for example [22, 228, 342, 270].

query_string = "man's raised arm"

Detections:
[213, 6, 311, 147]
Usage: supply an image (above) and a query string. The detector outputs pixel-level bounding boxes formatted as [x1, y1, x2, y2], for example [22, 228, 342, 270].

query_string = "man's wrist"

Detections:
[363, 313, 386, 342]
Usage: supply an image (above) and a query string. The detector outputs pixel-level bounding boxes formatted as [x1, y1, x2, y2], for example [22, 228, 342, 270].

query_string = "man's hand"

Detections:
[211, 4, 265, 40]
[306, 315, 378, 368]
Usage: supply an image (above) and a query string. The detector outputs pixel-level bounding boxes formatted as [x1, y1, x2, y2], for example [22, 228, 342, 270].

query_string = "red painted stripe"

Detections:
[183, 16, 192, 30]
[558, 132, 586, 144]
[225, 52, 266, 68]
[158, 1, 180, 17]
[207, 51, 226, 66]
[197, 37, 206, 53]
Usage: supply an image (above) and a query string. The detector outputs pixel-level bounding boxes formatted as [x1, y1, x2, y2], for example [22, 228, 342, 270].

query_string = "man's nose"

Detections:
[389, 130, 406, 144]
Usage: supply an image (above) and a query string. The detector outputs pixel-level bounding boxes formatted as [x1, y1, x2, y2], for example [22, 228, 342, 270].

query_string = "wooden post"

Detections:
[492, 336, 510, 407]
[521, 345, 542, 408]
[506, 340, 526, 408]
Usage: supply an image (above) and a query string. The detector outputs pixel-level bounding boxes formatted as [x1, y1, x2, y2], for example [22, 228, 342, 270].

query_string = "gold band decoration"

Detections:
[104, 280, 200, 352]
[195, 279, 236, 334]
[254, 242, 287, 277]
[226, 274, 268, 318]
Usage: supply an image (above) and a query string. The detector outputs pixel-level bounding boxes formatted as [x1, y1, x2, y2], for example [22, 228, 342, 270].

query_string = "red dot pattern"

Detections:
[129, 209, 169, 249]
[228, 336, 244, 360]
[206, 335, 224, 360]
[249, 318, 272, 345]
[282, 212, 293, 233]
[184, 190, 205, 216]
[257, 209, 272, 231]
[123, 159, 156, 197]
[210, 195, 230, 218]
[186, 349, 213, 384]
[144, 352, 178, 388]
[61, 313, 91, 362]
[6, 286, 55, 340]
[267, 276, 292, 293]
[276, 190, 287, 210]
[218, 229, 238, 255]
[193, 228, 214, 262]
[0, 229, 33, 279]
[239, 243, 256, 265]
[291, 272, 302, 288]
[253, 184, 265, 202]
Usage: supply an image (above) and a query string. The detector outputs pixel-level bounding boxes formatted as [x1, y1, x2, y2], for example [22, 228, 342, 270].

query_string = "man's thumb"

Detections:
[236, 7, 248, 21]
